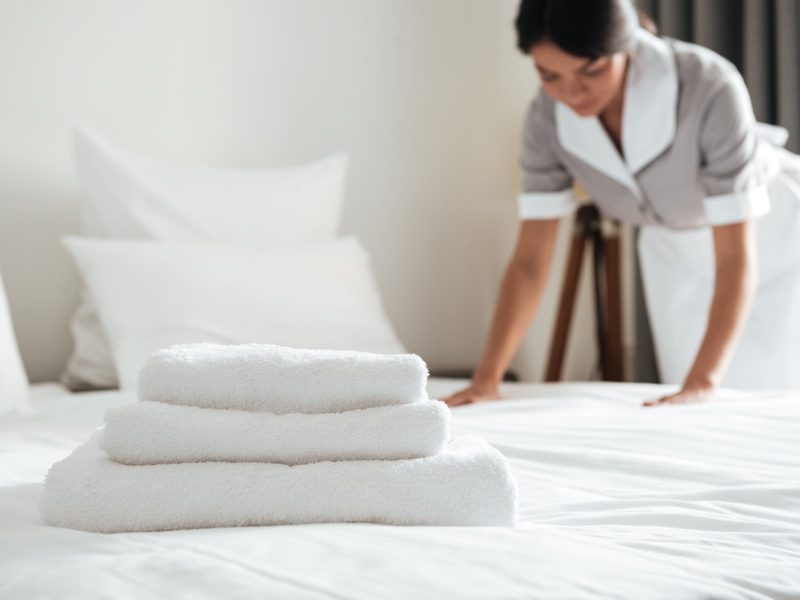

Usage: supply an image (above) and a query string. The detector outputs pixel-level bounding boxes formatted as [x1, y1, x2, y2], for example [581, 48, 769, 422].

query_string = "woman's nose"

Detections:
[561, 78, 586, 101]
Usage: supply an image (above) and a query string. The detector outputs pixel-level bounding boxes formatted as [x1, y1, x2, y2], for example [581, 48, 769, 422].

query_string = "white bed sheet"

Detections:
[1, 379, 799, 599]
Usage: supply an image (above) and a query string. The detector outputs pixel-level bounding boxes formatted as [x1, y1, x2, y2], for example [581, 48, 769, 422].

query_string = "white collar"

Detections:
[555, 28, 678, 199]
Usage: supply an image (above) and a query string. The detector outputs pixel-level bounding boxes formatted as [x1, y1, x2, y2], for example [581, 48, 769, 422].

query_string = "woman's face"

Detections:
[530, 41, 628, 117]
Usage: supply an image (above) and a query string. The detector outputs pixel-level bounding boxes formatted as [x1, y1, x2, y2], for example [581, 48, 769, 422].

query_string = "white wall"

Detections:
[0, 0, 598, 384]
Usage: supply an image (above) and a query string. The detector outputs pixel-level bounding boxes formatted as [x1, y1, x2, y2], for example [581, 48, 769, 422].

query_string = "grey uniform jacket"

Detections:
[518, 27, 788, 229]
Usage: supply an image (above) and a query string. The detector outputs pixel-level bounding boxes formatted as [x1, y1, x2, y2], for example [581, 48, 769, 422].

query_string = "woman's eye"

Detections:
[582, 62, 608, 77]
[541, 73, 559, 82]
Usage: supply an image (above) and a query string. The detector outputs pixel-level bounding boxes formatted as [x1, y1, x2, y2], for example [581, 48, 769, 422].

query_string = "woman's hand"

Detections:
[643, 380, 715, 407]
[645, 223, 755, 408]
[439, 220, 558, 409]
[442, 381, 500, 408]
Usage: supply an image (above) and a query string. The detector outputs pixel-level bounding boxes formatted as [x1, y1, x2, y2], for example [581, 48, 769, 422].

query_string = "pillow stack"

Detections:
[63, 128, 405, 391]
[41, 343, 518, 532]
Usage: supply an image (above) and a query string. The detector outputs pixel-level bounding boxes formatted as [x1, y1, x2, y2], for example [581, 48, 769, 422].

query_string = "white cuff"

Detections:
[517, 190, 578, 220]
[703, 186, 771, 226]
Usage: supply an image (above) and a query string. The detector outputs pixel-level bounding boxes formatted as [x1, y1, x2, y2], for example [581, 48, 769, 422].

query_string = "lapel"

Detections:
[555, 28, 678, 202]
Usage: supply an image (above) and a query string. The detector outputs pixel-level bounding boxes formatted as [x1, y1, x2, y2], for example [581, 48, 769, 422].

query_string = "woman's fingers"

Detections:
[643, 388, 714, 406]
[643, 396, 671, 407]
[442, 383, 501, 408]
[444, 391, 475, 407]
[643, 394, 689, 406]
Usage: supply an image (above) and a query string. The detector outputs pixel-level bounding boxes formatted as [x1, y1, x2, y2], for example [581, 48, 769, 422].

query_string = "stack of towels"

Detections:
[41, 343, 517, 533]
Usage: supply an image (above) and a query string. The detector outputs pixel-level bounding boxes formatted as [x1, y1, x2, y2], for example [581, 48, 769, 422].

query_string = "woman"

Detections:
[445, 0, 800, 407]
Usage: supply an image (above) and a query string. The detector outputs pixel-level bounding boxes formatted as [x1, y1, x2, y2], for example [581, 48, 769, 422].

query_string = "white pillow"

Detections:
[0, 272, 29, 414]
[73, 127, 348, 245]
[63, 236, 406, 389]
[63, 127, 348, 390]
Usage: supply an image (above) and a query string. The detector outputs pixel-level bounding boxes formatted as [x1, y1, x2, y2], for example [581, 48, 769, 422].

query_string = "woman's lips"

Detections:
[569, 100, 595, 113]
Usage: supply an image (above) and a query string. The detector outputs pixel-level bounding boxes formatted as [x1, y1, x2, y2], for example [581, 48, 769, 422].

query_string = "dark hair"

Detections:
[514, 0, 644, 58]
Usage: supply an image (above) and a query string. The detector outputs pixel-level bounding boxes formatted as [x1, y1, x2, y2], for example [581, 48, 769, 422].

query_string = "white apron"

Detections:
[639, 148, 800, 389]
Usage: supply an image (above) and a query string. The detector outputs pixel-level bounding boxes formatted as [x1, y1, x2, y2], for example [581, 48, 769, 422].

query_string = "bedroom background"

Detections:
[0, 0, 641, 385]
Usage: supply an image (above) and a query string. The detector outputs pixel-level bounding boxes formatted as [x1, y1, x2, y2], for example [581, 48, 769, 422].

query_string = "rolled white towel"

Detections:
[138, 343, 429, 414]
[98, 400, 450, 465]
[41, 435, 518, 531]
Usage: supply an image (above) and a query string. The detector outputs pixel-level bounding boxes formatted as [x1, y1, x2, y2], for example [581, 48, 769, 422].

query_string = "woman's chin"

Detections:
[568, 103, 599, 117]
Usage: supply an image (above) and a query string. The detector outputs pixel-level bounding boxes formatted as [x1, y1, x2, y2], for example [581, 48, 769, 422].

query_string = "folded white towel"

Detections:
[41, 435, 517, 531]
[138, 343, 429, 414]
[98, 400, 450, 465]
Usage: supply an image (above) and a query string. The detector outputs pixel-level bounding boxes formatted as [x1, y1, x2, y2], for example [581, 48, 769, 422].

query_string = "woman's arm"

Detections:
[444, 218, 560, 407]
[645, 220, 758, 406]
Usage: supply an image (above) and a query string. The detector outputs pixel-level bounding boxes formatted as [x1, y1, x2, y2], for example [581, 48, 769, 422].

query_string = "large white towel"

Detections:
[41, 435, 517, 532]
[98, 400, 450, 465]
[138, 343, 429, 413]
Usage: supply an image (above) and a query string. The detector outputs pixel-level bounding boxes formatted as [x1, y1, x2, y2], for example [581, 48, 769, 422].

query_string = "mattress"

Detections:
[1, 379, 799, 599]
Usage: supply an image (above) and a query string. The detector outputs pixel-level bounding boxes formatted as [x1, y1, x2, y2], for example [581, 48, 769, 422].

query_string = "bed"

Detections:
[2, 378, 798, 599]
